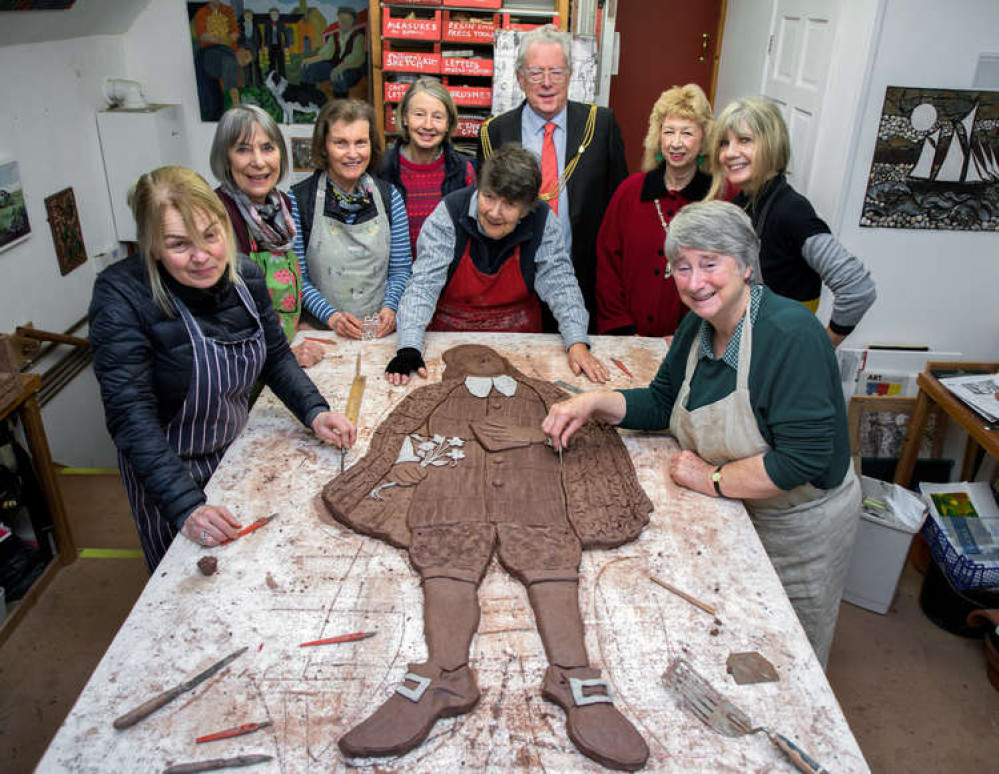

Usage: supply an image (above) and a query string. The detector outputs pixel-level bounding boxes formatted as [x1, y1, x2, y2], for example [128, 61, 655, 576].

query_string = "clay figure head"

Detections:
[442, 345, 520, 381]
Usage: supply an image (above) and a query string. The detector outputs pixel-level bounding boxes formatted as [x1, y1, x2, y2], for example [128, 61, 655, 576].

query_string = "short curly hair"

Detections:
[641, 84, 714, 172]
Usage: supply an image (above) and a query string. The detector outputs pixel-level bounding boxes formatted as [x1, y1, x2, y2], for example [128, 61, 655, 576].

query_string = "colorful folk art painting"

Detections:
[0, 161, 30, 253]
[861, 86, 999, 231]
[188, 1, 369, 124]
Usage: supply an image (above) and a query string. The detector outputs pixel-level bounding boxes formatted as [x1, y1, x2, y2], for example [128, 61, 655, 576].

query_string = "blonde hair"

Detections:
[707, 97, 790, 200]
[128, 166, 237, 314]
[641, 84, 714, 172]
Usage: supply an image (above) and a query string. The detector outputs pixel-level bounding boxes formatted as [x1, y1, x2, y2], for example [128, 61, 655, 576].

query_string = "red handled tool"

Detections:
[196, 721, 272, 744]
[223, 513, 277, 545]
[299, 630, 377, 648]
[611, 358, 633, 378]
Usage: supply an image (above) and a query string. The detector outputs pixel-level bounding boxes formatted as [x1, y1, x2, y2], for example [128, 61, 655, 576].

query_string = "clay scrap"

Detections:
[726, 651, 779, 685]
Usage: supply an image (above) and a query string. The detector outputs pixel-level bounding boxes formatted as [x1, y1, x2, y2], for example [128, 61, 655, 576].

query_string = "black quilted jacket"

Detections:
[89, 255, 329, 528]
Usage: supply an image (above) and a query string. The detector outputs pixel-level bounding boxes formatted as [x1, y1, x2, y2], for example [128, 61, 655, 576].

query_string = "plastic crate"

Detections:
[441, 55, 493, 77]
[443, 0, 501, 8]
[501, 13, 560, 31]
[383, 43, 442, 74]
[442, 11, 498, 43]
[382, 6, 442, 41]
[454, 117, 484, 138]
[384, 81, 412, 103]
[922, 516, 999, 591]
[445, 84, 492, 107]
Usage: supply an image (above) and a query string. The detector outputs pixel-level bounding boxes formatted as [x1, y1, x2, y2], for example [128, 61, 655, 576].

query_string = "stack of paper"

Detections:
[938, 373, 999, 422]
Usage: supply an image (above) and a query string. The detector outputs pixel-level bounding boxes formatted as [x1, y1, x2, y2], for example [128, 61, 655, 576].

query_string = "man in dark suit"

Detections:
[478, 24, 628, 331]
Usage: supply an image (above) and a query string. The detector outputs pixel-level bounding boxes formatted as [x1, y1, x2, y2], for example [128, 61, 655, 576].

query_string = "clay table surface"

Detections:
[39, 332, 868, 773]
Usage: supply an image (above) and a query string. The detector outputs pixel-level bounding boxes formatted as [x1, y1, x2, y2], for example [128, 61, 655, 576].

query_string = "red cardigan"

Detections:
[595, 167, 711, 336]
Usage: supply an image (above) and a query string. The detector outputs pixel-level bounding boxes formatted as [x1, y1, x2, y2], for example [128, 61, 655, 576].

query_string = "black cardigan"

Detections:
[89, 256, 329, 528]
[375, 140, 474, 204]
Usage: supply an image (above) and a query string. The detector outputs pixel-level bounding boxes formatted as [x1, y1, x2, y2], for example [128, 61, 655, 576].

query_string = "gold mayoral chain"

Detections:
[480, 103, 598, 203]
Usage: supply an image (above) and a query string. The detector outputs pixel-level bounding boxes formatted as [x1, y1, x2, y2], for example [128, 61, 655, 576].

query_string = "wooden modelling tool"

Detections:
[163, 753, 272, 773]
[113, 647, 248, 730]
[341, 354, 365, 473]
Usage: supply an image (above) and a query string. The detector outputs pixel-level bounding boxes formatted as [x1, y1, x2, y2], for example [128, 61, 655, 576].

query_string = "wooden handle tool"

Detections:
[163, 753, 272, 773]
[113, 646, 248, 730]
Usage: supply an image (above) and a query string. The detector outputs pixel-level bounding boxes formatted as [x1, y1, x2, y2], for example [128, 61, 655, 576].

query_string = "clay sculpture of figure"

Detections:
[323, 344, 653, 770]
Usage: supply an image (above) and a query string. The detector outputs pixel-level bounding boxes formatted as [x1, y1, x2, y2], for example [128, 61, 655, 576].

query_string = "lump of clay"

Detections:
[197, 556, 218, 576]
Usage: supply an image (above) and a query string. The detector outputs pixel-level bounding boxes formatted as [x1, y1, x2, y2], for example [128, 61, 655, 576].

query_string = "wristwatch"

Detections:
[711, 465, 724, 497]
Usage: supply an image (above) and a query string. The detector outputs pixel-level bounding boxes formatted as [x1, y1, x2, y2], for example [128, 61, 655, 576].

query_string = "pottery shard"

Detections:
[197, 556, 218, 576]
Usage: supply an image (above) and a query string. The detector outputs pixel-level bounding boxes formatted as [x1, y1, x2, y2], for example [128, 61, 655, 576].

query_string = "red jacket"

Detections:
[595, 167, 711, 336]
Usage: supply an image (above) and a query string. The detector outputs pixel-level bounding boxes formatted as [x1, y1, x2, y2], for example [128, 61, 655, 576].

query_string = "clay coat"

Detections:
[323, 346, 651, 550]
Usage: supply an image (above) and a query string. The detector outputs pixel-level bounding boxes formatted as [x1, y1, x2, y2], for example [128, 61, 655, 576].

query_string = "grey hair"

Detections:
[515, 24, 573, 73]
[396, 76, 458, 144]
[210, 104, 288, 190]
[664, 200, 761, 283]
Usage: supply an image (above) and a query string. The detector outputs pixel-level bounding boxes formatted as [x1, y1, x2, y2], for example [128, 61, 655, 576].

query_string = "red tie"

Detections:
[541, 121, 559, 215]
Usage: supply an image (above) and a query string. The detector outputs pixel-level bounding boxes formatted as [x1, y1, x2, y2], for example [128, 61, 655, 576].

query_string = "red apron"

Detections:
[428, 243, 542, 333]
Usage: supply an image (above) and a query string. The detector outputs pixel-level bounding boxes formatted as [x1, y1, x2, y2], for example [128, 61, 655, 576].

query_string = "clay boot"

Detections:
[542, 664, 649, 771]
[338, 661, 480, 758]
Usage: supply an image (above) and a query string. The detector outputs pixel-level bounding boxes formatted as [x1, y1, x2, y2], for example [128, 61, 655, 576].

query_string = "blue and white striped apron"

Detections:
[120, 280, 266, 570]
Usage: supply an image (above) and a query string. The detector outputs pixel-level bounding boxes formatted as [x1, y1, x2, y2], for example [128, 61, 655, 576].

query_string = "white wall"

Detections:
[837, 0, 999, 358]
[715, 0, 999, 360]
[0, 34, 124, 466]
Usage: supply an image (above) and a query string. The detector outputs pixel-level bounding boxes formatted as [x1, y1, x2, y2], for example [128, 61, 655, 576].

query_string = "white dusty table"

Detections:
[39, 332, 868, 773]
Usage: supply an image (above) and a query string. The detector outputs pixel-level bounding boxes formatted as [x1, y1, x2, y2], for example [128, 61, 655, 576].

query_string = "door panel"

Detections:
[763, 0, 838, 189]
[609, 0, 723, 173]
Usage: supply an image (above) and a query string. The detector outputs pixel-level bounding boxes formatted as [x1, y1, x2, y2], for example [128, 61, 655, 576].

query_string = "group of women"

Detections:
[90, 74, 875, 666]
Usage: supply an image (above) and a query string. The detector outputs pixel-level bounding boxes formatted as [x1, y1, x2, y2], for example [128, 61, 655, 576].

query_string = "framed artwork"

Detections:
[0, 1, 76, 8]
[0, 160, 30, 253]
[848, 396, 946, 460]
[43, 187, 87, 276]
[861, 86, 999, 231]
[188, 1, 370, 124]
[290, 136, 313, 172]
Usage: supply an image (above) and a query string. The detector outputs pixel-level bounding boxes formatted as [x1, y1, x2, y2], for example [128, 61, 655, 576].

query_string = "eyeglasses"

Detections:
[521, 67, 569, 84]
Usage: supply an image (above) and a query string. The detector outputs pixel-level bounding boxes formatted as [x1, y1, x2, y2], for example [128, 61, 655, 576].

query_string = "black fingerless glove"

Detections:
[385, 347, 425, 376]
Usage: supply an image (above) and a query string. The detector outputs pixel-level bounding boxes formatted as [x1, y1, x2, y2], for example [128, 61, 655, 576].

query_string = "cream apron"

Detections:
[305, 172, 391, 319]
[669, 303, 860, 667]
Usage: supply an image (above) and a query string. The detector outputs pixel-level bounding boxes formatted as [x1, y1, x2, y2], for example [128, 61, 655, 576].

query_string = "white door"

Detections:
[762, 0, 838, 191]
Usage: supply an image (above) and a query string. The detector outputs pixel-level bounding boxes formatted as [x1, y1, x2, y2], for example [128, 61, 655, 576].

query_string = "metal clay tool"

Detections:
[113, 647, 248, 730]
[663, 657, 828, 774]
[553, 379, 583, 394]
[342, 353, 366, 473]
[196, 721, 272, 744]
[163, 753, 272, 773]
[300, 630, 377, 647]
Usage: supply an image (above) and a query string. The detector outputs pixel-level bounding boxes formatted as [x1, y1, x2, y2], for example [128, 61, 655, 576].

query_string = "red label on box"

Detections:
[455, 118, 483, 138]
[382, 9, 442, 41]
[442, 56, 493, 77]
[384, 50, 441, 74]
[443, 0, 501, 8]
[384, 82, 410, 102]
[502, 14, 560, 31]
[391, 0, 441, 5]
[384, 105, 399, 133]
[442, 18, 497, 44]
[446, 85, 492, 107]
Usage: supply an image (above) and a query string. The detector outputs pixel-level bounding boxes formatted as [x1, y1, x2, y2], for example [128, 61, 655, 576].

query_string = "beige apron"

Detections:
[669, 301, 859, 667]
[305, 172, 391, 319]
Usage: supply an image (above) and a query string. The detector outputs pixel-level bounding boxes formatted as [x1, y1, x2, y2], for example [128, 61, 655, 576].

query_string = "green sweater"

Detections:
[619, 286, 850, 491]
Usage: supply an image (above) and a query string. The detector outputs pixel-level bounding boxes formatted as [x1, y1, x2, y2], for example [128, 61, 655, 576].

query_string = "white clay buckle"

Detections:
[396, 672, 432, 703]
[569, 676, 613, 706]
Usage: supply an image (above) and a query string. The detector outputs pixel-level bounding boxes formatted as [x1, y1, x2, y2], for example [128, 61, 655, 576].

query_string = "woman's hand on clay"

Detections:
[384, 347, 427, 387]
[567, 343, 609, 384]
[376, 307, 396, 338]
[311, 411, 357, 449]
[328, 311, 363, 339]
[542, 394, 596, 451]
[180, 504, 242, 547]
[668, 449, 716, 496]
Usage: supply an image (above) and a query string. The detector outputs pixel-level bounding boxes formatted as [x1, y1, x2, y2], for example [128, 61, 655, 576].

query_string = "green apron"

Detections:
[247, 240, 302, 341]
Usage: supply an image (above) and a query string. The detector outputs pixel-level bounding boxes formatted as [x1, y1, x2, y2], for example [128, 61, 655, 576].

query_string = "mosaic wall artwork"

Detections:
[861, 86, 999, 231]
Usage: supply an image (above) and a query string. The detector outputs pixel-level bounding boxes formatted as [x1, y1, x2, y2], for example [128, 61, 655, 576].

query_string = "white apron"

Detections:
[305, 172, 391, 319]
[669, 301, 860, 667]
